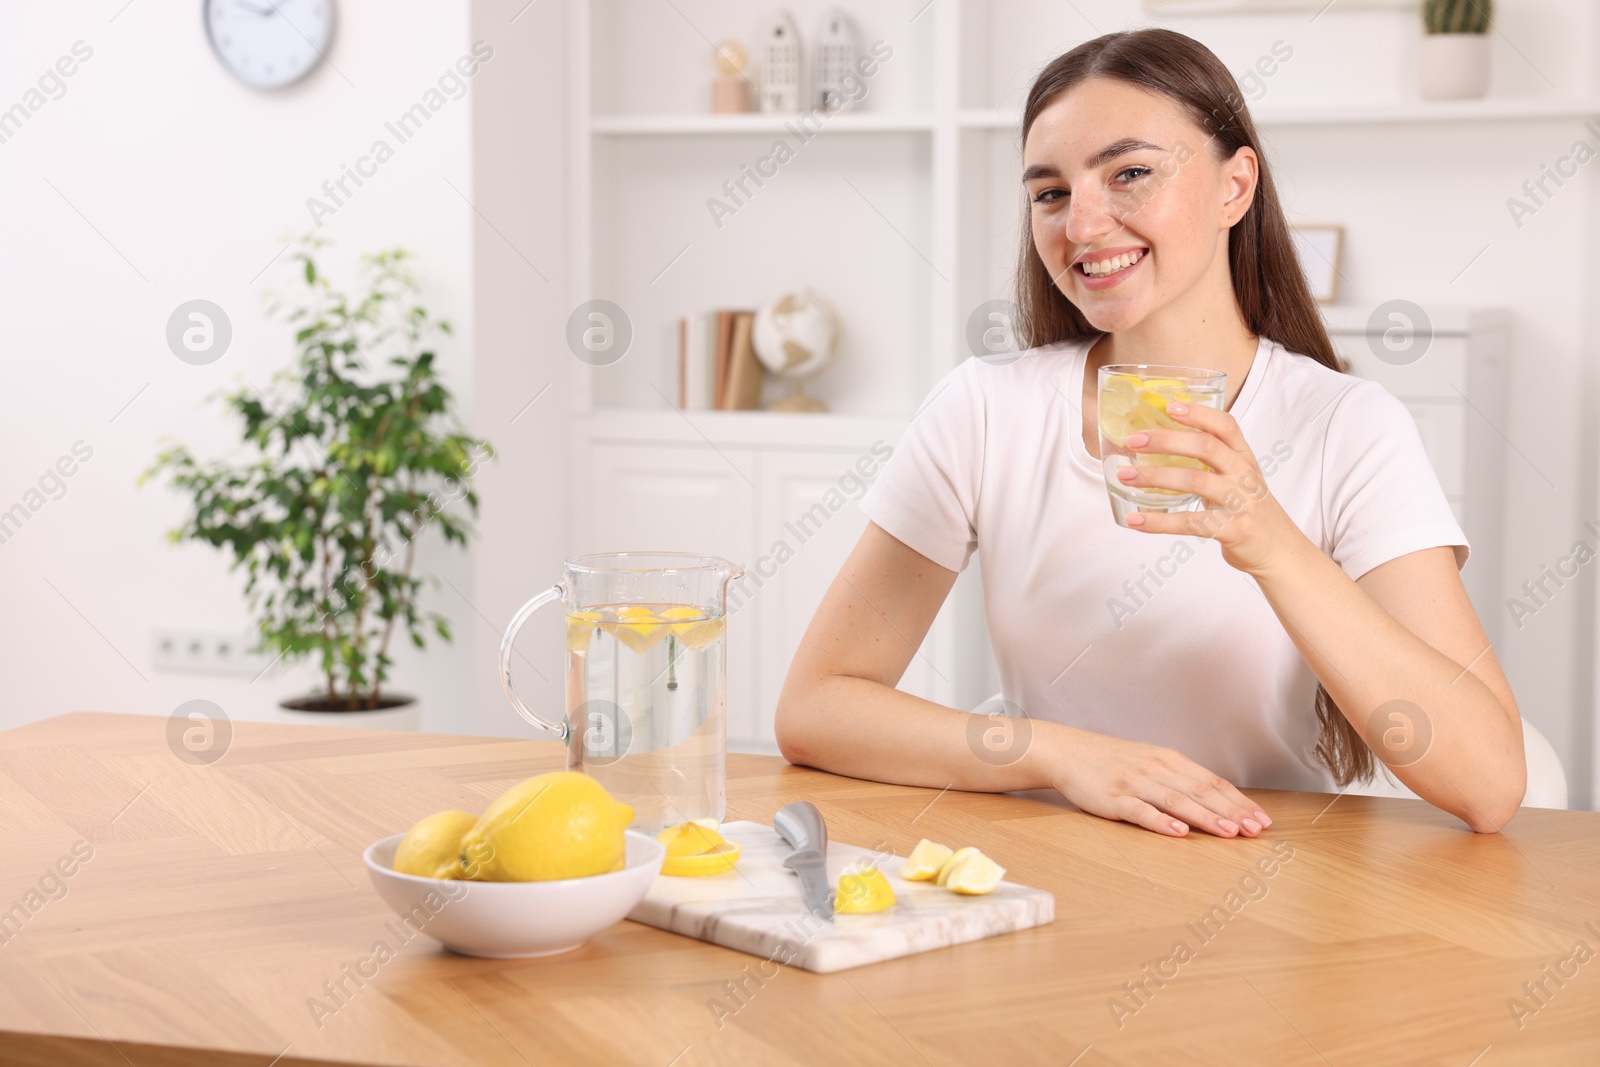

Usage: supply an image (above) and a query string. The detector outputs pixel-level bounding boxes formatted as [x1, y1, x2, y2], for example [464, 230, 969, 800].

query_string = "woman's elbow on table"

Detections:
[1472, 777, 1526, 835]
[1452, 765, 1525, 834]
[774, 681, 820, 768]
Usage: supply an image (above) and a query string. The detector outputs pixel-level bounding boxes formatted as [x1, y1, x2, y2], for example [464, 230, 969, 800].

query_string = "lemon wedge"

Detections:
[935, 846, 982, 887]
[660, 841, 741, 877]
[835, 864, 896, 914]
[942, 849, 1006, 895]
[655, 821, 728, 858]
[899, 838, 954, 881]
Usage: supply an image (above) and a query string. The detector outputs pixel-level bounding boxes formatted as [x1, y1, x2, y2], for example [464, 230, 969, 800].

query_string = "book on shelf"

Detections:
[678, 308, 763, 411]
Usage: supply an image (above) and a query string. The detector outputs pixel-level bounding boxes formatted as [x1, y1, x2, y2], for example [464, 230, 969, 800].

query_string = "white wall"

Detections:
[463, 0, 575, 742]
[0, 1, 486, 733]
[2, 0, 1595, 805]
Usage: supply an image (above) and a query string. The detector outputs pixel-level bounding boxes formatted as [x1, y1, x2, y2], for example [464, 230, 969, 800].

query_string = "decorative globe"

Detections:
[752, 289, 838, 413]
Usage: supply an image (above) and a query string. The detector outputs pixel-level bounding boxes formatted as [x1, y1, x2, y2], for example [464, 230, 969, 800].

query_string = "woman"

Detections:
[773, 29, 1525, 838]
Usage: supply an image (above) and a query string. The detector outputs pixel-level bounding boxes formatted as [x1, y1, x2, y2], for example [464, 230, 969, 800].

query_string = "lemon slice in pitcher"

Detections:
[566, 611, 603, 653]
[602, 604, 668, 654]
[658, 606, 727, 651]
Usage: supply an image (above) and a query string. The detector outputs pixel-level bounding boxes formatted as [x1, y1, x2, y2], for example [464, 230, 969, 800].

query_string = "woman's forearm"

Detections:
[775, 673, 1064, 795]
[1252, 535, 1524, 831]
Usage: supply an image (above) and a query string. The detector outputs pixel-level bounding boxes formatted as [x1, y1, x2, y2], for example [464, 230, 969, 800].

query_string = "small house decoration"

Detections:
[812, 8, 862, 112]
[758, 10, 802, 113]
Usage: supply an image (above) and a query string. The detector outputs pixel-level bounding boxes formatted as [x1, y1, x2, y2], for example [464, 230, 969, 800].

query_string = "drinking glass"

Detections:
[1098, 364, 1226, 528]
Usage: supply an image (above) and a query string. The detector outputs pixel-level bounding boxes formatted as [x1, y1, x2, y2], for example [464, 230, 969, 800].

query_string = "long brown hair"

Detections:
[1014, 28, 1372, 786]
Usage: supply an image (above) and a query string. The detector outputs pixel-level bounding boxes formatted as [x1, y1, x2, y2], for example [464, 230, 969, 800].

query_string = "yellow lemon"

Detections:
[456, 771, 633, 882]
[393, 809, 479, 879]
[935, 846, 982, 887]
[835, 864, 896, 914]
[943, 849, 1006, 895]
[899, 838, 954, 881]
[655, 820, 728, 858]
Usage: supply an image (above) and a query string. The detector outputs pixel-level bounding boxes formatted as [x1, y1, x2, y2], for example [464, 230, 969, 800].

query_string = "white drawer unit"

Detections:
[576, 410, 977, 753]
[1322, 306, 1510, 647]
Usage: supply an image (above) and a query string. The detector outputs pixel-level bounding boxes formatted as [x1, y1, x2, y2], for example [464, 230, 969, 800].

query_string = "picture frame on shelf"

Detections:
[1290, 223, 1344, 304]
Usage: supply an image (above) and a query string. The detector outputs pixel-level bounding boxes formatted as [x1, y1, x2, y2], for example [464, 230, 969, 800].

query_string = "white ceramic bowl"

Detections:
[362, 830, 665, 958]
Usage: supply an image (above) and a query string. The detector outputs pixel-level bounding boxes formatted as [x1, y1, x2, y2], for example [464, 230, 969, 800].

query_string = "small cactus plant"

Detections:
[1423, 0, 1492, 34]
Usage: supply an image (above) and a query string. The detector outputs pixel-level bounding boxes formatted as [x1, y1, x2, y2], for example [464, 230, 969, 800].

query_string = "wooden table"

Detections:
[1, 712, 1596, 1066]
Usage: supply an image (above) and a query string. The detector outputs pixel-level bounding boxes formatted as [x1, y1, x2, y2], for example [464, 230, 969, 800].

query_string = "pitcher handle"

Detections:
[500, 582, 569, 739]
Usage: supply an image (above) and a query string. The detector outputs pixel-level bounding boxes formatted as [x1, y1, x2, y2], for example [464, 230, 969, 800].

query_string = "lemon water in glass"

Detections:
[1098, 364, 1227, 528]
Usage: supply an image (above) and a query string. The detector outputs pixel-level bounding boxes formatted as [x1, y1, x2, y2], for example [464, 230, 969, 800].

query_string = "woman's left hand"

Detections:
[1115, 400, 1307, 576]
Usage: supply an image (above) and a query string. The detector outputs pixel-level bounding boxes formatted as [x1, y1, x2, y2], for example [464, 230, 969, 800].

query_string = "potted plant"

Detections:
[1419, 0, 1492, 100]
[143, 237, 492, 726]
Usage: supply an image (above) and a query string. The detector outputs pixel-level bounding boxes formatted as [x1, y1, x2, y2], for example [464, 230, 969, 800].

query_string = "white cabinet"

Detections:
[585, 442, 759, 743]
[1322, 307, 1510, 646]
[579, 411, 973, 753]
[751, 450, 952, 737]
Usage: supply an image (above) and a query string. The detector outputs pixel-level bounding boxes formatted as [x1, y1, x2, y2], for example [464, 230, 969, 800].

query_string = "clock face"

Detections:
[204, 0, 334, 91]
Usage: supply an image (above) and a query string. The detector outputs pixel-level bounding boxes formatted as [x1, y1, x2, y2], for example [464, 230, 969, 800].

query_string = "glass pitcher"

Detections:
[499, 552, 744, 833]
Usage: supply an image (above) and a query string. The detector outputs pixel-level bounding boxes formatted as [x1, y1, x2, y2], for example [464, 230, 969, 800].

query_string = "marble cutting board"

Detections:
[626, 820, 1055, 973]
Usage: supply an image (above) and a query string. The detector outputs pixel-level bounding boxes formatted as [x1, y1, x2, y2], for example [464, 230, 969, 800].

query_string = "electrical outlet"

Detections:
[152, 629, 276, 678]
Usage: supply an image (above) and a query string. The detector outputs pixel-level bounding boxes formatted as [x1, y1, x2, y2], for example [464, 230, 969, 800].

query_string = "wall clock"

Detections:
[204, 0, 334, 90]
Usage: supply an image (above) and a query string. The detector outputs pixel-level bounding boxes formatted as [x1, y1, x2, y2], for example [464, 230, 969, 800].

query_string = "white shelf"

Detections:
[590, 112, 936, 135]
[958, 97, 1600, 130]
[580, 407, 910, 448]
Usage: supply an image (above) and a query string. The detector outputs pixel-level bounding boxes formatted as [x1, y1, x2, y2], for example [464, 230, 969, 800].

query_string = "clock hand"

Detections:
[234, 0, 276, 16]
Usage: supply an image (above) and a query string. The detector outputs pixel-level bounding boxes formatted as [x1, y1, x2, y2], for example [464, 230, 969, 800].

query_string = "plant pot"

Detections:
[277, 694, 423, 732]
[1418, 34, 1490, 100]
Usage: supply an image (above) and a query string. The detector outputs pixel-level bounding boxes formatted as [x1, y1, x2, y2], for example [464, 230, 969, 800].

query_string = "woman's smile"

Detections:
[1074, 245, 1148, 290]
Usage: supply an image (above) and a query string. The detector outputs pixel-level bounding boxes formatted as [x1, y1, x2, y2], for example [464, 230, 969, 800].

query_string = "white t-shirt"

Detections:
[858, 335, 1469, 792]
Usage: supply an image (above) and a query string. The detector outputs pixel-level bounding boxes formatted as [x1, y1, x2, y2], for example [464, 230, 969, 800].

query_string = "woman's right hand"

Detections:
[1037, 725, 1272, 838]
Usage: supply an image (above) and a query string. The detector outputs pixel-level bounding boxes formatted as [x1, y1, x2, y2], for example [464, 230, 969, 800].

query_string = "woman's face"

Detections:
[1023, 77, 1257, 334]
